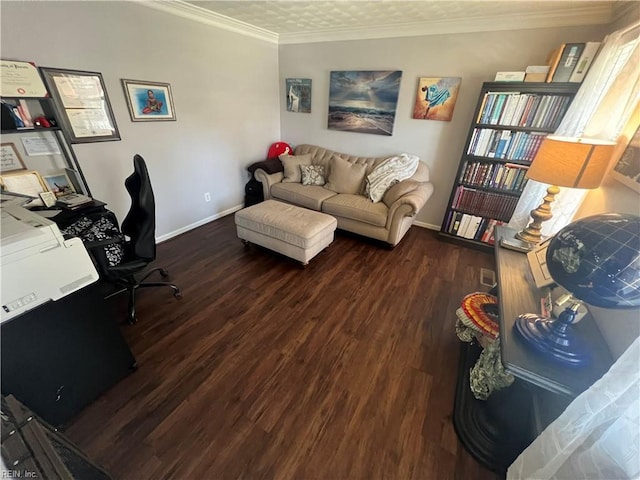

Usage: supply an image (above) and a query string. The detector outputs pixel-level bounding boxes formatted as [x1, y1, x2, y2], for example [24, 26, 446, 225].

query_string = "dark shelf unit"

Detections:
[439, 81, 580, 250]
[0, 95, 92, 196]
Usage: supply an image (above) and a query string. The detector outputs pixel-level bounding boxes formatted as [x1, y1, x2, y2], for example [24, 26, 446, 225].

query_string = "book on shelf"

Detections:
[569, 41, 601, 83]
[550, 43, 586, 82]
[545, 44, 566, 82]
[457, 214, 472, 238]
[494, 71, 525, 82]
[524, 66, 550, 83]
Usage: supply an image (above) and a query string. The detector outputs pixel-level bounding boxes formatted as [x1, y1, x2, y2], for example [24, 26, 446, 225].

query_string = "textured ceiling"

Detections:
[186, 1, 626, 34]
[148, 1, 638, 43]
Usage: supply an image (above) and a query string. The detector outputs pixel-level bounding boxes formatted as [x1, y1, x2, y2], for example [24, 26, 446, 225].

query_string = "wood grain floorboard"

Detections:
[65, 214, 502, 480]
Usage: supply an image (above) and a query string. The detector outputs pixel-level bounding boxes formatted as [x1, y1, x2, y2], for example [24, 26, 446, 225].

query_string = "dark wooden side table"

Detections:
[453, 226, 613, 473]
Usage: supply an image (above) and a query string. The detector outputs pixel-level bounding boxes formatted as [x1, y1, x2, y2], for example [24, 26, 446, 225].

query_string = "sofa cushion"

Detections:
[271, 182, 337, 211]
[300, 165, 326, 186]
[324, 155, 367, 194]
[279, 153, 312, 183]
[322, 194, 388, 227]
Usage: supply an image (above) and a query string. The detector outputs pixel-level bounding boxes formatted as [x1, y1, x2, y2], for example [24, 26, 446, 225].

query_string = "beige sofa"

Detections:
[253, 144, 434, 246]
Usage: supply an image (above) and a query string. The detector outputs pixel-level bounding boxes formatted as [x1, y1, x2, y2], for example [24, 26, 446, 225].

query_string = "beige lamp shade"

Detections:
[526, 136, 616, 189]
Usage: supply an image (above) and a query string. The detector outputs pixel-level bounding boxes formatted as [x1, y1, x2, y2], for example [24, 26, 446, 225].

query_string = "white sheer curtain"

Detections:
[508, 23, 640, 236]
[506, 22, 640, 480]
[507, 336, 640, 479]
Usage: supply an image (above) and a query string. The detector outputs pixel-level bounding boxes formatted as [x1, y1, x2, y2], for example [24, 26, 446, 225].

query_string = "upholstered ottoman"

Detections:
[235, 200, 337, 265]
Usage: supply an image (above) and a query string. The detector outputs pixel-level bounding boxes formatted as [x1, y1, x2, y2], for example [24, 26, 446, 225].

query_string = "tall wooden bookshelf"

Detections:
[439, 81, 580, 250]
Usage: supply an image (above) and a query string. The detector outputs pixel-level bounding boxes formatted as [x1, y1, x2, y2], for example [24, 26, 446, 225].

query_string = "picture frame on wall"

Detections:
[121, 79, 176, 122]
[286, 78, 312, 113]
[0, 143, 26, 173]
[611, 124, 640, 194]
[328, 71, 402, 136]
[39, 67, 121, 143]
[412, 77, 461, 121]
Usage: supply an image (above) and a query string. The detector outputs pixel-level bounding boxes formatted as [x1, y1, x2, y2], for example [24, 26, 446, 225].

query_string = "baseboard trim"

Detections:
[156, 204, 244, 244]
[413, 220, 440, 231]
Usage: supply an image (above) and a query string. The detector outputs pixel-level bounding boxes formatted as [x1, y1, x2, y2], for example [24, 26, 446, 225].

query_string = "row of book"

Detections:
[477, 92, 572, 130]
[1, 99, 34, 128]
[443, 211, 505, 245]
[546, 42, 601, 83]
[451, 186, 519, 221]
[459, 161, 529, 192]
[467, 128, 546, 162]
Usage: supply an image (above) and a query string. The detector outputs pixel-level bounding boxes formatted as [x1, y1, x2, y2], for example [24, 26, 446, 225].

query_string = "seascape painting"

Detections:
[412, 77, 461, 121]
[286, 78, 312, 113]
[328, 71, 402, 136]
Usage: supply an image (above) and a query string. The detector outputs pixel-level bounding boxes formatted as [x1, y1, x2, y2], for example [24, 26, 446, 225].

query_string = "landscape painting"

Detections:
[286, 78, 312, 113]
[328, 70, 402, 136]
[412, 77, 461, 121]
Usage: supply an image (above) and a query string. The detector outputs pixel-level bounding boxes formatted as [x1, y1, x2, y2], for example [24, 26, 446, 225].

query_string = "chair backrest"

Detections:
[122, 154, 156, 262]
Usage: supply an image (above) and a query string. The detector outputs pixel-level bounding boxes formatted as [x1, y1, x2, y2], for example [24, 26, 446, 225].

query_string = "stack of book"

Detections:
[444, 212, 505, 245]
[459, 161, 529, 192]
[450, 186, 520, 221]
[476, 92, 573, 130]
[546, 42, 602, 83]
[56, 194, 93, 209]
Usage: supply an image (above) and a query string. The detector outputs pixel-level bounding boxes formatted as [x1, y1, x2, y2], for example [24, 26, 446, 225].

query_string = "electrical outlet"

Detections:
[204, 192, 211, 202]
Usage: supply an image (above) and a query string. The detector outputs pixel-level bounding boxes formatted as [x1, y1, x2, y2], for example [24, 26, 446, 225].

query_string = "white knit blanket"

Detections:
[365, 154, 420, 202]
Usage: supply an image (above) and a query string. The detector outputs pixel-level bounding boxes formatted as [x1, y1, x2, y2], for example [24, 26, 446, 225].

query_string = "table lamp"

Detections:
[515, 213, 640, 366]
[501, 136, 616, 251]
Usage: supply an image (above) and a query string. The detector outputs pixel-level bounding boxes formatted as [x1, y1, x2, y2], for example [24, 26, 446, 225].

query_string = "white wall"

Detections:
[279, 25, 608, 228]
[1, 1, 280, 238]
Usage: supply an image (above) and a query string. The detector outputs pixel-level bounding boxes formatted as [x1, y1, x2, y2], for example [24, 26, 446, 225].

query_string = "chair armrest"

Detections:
[253, 168, 284, 200]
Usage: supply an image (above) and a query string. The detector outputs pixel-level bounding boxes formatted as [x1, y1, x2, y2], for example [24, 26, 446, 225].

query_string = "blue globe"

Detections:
[546, 213, 640, 308]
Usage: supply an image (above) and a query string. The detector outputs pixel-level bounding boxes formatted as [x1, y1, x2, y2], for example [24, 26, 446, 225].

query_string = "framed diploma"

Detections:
[0, 60, 48, 97]
[39, 67, 120, 143]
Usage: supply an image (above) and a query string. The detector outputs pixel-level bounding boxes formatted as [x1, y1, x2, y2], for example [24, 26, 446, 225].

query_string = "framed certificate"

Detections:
[40, 67, 120, 143]
[0, 143, 26, 173]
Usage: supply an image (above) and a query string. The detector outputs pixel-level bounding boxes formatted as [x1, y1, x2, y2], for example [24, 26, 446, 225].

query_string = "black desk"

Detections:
[495, 226, 613, 396]
[1, 200, 135, 427]
[453, 227, 613, 473]
[1, 283, 136, 427]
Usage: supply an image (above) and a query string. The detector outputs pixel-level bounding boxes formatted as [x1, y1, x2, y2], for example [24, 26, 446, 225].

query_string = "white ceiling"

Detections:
[143, 1, 639, 44]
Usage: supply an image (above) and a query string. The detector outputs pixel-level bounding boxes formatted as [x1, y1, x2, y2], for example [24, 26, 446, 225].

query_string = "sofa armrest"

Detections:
[254, 168, 284, 200]
[385, 182, 434, 225]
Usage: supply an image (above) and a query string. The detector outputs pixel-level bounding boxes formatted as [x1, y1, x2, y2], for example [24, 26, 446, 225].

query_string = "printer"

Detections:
[1, 203, 99, 323]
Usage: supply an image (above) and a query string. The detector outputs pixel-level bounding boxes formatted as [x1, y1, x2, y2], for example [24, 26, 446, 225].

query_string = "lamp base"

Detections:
[514, 311, 590, 367]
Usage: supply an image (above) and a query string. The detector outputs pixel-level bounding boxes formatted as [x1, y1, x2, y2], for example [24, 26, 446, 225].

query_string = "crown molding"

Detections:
[279, 4, 613, 44]
[138, 1, 612, 46]
[139, 0, 279, 44]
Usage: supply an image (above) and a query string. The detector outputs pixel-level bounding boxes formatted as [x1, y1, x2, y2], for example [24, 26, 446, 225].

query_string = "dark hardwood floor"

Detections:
[65, 214, 501, 480]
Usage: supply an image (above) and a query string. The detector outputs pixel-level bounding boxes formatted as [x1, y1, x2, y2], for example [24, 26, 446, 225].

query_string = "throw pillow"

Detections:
[300, 165, 326, 186]
[324, 155, 367, 194]
[279, 153, 312, 183]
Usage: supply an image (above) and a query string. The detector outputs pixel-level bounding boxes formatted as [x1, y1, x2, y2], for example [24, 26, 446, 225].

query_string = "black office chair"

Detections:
[92, 154, 181, 324]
